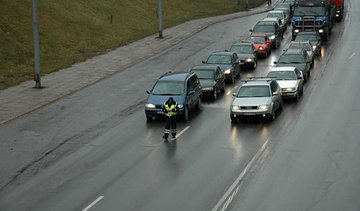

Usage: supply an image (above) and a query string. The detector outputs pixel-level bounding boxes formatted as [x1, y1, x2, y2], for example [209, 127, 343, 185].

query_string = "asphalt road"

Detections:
[0, 1, 357, 210]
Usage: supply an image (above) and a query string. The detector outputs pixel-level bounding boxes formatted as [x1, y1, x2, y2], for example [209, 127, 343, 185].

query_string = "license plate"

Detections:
[157, 111, 164, 114]
[242, 112, 255, 116]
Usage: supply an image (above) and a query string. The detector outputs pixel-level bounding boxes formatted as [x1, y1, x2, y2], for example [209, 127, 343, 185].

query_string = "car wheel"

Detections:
[184, 106, 189, 121]
[146, 115, 153, 121]
[196, 98, 202, 110]
[231, 73, 235, 84]
[231, 116, 237, 123]
[221, 85, 225, 93]
[295, 93, 300, 102]
[279, 100, 284, 110]
[213, 88, 218, 100]
[270, 107, 276, 121]
[264, 51, 268, 58]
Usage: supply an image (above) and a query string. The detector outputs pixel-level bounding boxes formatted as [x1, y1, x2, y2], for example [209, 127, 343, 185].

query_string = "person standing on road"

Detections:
[162, 97, 178, 141]
[268, 0, 272, 6]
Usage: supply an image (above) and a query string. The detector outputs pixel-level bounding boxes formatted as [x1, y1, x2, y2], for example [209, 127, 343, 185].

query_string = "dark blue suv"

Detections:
[145, 72, 202, 121]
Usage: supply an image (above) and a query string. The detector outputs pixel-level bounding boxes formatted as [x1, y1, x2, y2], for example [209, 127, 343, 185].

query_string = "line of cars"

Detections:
[145, 0, 341, 123]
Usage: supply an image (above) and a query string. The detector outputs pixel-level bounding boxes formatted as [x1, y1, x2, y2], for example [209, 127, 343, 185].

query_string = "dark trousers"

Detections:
[163, 115, 177, 138]
[268, 0, 271, 5]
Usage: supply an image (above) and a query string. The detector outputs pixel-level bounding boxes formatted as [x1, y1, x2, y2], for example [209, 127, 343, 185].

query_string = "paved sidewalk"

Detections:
[0, 2, 277, 125]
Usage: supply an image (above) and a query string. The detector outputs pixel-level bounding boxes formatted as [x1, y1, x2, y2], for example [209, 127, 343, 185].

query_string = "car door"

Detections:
[303, 50, 310, 72]
[270, 81, 281, 110]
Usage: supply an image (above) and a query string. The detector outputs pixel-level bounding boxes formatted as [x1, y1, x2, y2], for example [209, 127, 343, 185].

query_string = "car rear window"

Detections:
[267, 71, 297, 80]
[191, 69, 214, 79]
[152, 81, 184, 95]
[237, 85, 270, 97]
[230, 45, 253, 54]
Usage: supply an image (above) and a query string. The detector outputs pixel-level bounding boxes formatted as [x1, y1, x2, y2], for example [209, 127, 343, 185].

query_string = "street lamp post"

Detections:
[32, 0, 41, 88]
[158, 0, 163, 38]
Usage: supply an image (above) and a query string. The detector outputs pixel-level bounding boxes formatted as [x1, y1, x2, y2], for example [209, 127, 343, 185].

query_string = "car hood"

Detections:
[147, 94, 185, 106]
[232, 97, 271, 106]
[276, 63, 306, 71]
[253, 43, 267, 49]
[236, 53, 255, 60]
[276, 80, 297, 88]
[199, 79, 216, 88]
[217, 64, 233, 70]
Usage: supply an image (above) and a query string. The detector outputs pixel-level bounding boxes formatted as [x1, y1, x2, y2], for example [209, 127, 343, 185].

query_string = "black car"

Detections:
[250, 20, 283, 49]
[202, 51, 241, 84]
[190, 65, 225, 100]
[274, 48, 311, 82]
[294, 31, 322, 56]
[229, 42, 258, 70]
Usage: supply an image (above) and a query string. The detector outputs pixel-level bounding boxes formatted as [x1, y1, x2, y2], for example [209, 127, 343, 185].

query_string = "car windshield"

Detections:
[294, 7, 325, 16]
[289, 43, 311, 51]
[152, 80, 184, 95]
[253, 25, 275, 33]
[278, 54, 305, 63]
[191, 69, 214, 79]
[267, 71, 297, 80]
[267, 13, 283, 19]
[275, 4, 289, 10]
[295, 34, 318, 42]
[230, 45, 253, 54]
[245, 36, 266, 44]
[206, 55, 232, 64]
[237, 86, 270, 97]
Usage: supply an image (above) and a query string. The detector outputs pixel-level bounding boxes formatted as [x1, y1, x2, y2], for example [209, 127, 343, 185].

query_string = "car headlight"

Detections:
[259, 46, 264, 50]
[336, 10, 341, 13]
[270, 35, 276, 40]
[335, 14, 340, 17]
[283, 88, 295, 91]
[224, 69, 231, 74]
[202, 87, 214, 91]
[145, 104, 156, 109]
[258, 105, 270, 110]
[232, 105, 240, 111]
[245, 58, 253, 62]
[312, 45, 317, 51]
[318, 29, 324, 34]
[177, 104, 184, 109]
[294, 29, 300, 33]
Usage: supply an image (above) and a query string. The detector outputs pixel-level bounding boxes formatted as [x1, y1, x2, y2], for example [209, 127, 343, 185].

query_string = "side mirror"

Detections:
[241, 40, 245, 43]
[146, 90, 151, 94]
[273, 92, 279, 96]
[298, 76, 302, 79]
[202, 61, 206, 64]
[249, 29, 253, 32]
[232, 93, 236, 97]
[187, 90, 195, 95]
[274, 61, 277, 64]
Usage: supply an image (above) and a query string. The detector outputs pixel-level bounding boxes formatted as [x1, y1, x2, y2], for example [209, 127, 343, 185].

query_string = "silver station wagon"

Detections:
[230, 78, 283, 122]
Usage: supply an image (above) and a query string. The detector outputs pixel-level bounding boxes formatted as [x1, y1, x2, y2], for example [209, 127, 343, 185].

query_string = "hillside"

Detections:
[0, 0, 265, 90]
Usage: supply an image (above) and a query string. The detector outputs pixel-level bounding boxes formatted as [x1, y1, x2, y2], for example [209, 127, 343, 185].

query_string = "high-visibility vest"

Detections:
[164, 103, 177, 116]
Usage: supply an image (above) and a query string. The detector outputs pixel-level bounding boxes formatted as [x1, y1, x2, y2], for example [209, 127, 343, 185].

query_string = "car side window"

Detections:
[187, 80, 193, 92]
[294, 69, 301, 77]
[270, 81, 277, 94]
[216, 68, 222, 78]
[233, 54, 238, 63]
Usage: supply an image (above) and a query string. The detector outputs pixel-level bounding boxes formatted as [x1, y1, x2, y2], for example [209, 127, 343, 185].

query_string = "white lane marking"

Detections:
[211, 138, 270, 211]
[226, 86, 239, 96]
[82, 196, 104, 211]
[349, 53, 356, 60]
[176, 126, 190, 138]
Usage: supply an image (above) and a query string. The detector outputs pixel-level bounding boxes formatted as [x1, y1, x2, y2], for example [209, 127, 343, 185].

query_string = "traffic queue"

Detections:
[145, 0, 344, 123]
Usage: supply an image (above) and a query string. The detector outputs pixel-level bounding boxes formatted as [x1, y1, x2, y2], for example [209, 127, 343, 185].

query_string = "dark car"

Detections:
[250, 20, 282, 49]
[190, 65, 225, 100]
[274, 48, 311, 82]
[202, 51, 241, 84]
[145, 71, 202, 121]
[294, 31, 322, 56]
[229, 42, 258, 70]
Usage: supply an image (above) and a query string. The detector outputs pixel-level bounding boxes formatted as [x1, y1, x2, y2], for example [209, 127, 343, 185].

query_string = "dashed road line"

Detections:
[176, 126, 190, 138]
[82, 196, 104, 211]
[349, 53, 356, 60]
[226, 86, 239, 96]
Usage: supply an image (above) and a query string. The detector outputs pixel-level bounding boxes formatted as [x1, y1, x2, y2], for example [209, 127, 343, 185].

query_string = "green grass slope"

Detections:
[0, 0, 265, 90]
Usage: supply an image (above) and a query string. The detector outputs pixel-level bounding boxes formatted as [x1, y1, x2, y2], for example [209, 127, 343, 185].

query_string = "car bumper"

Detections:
[230, 109, 271, 118]
[201, 89, 215, 97]
[145, 108, 185, 118]
[282, 91, 298, 98]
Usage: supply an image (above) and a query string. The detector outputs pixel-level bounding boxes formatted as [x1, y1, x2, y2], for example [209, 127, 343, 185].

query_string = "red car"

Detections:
[242, 34, 272, 58]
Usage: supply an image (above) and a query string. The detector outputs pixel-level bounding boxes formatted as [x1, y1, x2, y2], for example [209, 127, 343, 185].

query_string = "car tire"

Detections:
[196, 98, 202, 110]
[221, 85, 225, 93]
[253, 60, 257, 70]
[270, 107, 276, 121]
[231, 73, 235, 84]
[146, 115, 153, 121]
[184, 106, 189, 121]
[295, 93, 300, 102]
[213, 88, 218, 100]
[279, 100, 284, 110]
[231, 116, 237, 123]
